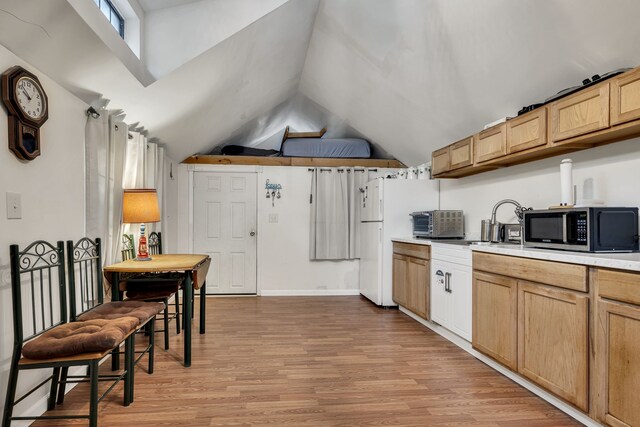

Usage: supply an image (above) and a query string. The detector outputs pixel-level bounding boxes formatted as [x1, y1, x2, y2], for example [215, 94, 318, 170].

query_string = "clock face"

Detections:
[15, 76, 46, 120]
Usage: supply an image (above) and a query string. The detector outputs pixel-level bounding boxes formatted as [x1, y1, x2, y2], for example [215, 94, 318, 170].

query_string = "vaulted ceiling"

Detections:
[1, 0, 640, 165]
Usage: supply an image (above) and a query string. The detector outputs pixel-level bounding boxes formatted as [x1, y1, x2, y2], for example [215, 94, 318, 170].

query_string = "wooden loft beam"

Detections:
[181, 155, 406, 168]
[182, 155, 291, 166]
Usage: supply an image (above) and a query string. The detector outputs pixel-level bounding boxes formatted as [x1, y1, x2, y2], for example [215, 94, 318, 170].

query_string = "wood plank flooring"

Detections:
[34, 296, 581, 426]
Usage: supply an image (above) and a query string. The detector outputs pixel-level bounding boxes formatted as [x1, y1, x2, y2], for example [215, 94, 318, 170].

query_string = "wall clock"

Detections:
[1, 66, 49, 161]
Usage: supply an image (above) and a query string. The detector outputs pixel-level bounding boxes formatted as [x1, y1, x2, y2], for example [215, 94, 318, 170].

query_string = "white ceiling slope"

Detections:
[2, 0, 640, 164]
[143, 0, 289, 78]
[0, 0, 319, 160]
[300, 0, 640, 165]
[137, 0, 201, 12]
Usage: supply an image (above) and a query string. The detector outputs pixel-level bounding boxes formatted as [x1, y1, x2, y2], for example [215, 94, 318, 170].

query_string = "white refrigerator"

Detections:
[359, 177, 439, 306]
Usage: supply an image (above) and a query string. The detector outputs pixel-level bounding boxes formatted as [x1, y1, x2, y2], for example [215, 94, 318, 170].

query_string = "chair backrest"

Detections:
[121, 233, 135, 261]
[67, 238, 104, 321]
[9, 240, 67, 347]
[148, 231, 162, 255]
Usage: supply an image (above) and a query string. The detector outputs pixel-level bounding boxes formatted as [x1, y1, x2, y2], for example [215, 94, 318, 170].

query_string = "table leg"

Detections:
[199, 281, 206, 334]
[183, 272, 192, 367]
[111, 272, 121, 371]
[111, 272, 121, 302]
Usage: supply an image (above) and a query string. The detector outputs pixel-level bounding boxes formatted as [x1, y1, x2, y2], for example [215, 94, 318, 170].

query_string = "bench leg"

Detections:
[47, 367, 60, 410]
[124, 334, 133, 407]
[111, 346, 120, 371]
[128, 332, 136, 404]
[2, 352, 20, 427]
[89, 360, 99, 427]
[56, 367, 69, 404]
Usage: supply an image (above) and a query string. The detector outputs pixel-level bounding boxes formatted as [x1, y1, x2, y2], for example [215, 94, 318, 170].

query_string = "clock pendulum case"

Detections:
[1, 66, 49, 161]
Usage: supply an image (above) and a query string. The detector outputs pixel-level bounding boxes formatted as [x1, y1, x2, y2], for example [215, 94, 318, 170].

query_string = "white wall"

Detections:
[440, 138, 640, 239]
[0, 44, 87, 422]
[257, 167, 359, 295]
[176, 165, 400, 295]
[144, 0, 289, 78]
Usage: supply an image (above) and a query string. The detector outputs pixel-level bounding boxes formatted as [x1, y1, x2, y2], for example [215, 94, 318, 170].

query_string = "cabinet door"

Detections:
[507, 108, 547, 153]
[450, 264, 473, 342]
[550, 83, 610, 142]
[449, 137, 473, 170]
[392, 254, 408, 307]
[406, 257, 429, 320]
[594, 299, 640, 427]
[611, 68, 640, 126]
[517, 281, 589, 411]
[475, 124, 507, 163]
[430, 261, 450, 327]
[431, 147, 450, 176]
[472, 271, 518, 370]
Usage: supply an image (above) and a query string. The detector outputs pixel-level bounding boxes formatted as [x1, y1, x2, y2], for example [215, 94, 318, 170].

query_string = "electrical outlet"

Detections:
[268, 213, 279, 223]
[6, 192, 21, 219]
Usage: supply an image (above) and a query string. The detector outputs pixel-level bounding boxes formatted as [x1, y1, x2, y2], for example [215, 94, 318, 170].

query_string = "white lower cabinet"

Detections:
[430, 246, 473, 341]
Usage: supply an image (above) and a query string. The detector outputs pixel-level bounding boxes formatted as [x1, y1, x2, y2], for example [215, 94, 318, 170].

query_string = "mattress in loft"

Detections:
[281, 138, 371, 158]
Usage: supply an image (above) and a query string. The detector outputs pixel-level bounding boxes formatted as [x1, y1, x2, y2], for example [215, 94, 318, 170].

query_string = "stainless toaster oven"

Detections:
[410, 210, 464, 239]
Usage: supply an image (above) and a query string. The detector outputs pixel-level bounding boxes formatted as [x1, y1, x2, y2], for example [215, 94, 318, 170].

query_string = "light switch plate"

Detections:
[268, 213, 279, 223]
[6, 192, 21, 219]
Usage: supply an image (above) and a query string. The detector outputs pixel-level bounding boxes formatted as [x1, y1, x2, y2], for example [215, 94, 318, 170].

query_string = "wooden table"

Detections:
[104, 254, 211, 367]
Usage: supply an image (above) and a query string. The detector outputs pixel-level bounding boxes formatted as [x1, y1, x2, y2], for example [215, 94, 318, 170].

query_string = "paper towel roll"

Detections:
[560, 159, 573, 205]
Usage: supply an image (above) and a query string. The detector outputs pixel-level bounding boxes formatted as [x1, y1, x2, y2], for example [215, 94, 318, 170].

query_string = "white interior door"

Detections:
[193, 172, 257, 294]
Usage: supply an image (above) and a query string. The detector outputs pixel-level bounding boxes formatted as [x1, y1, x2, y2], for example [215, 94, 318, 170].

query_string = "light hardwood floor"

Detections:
[34, 296, 580, 426]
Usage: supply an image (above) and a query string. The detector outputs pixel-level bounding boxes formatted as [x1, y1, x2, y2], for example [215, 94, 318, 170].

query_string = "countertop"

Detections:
[391, 237, 640, 272]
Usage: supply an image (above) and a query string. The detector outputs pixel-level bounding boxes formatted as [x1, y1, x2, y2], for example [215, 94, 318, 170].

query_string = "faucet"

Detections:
[490, 199, 523, 225]
[488, 199, 531, 243]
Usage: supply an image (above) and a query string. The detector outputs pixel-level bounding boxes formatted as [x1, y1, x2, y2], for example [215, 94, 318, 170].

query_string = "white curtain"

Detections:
[86, 113, 167, 266]
[309, 168, 368, 260]
[85, 108, 128, 267]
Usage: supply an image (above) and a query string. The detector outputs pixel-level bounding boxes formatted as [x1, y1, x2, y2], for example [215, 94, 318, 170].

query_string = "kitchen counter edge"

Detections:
[391, 237, 640, 272]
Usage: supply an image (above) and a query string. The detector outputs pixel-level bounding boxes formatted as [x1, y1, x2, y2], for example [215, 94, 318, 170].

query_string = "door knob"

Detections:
[250, 231, 256, 237]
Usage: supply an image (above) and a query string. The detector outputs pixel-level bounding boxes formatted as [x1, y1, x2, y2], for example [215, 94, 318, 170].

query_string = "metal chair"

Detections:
[57, 238, 161, 403]
[121, 233, 135, 261]
[122, 232, 182, 350]
[2, 240, 134, 427]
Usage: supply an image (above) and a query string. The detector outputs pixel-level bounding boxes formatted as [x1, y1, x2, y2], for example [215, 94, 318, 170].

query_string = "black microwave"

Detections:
[523, 207, 639, 252]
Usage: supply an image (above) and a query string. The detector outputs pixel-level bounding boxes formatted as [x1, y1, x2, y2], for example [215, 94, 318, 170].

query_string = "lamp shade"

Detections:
[122, 189, 160, 223]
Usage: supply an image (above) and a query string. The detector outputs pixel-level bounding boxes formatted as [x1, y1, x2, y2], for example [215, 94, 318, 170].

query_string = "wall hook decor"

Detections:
[265, 179, 283, 207]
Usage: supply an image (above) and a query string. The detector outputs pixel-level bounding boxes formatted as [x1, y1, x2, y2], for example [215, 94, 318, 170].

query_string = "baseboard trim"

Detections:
[398, 306, 602, 427]
[259, 289, 360, 297]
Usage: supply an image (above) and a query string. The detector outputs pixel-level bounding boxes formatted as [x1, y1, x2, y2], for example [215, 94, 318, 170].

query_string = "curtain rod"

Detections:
[308, 168, 375, 172]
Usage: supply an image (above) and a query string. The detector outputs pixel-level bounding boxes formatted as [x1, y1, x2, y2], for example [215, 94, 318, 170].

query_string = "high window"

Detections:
[93, 0, 125, 38]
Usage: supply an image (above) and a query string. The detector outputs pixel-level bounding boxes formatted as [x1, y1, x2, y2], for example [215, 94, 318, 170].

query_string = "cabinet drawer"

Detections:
[507, 108, 547, 153]
[611, 68, 640, 126]
[393, 242, 430, 260]
[475, 124, 507, 163]
[472, 252, 587, 292]
[449, 137, 473, 170]
[595, 268, 640, 306]
[550, 83, 610, 142]
[431, 147, 450, 176]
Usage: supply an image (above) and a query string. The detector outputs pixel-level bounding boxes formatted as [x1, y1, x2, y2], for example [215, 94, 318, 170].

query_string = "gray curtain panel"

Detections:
[309, 168, 368, 260]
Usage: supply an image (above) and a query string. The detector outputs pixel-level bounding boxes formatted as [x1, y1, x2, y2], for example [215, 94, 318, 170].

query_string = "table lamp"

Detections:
[122, 189, 160, 261]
